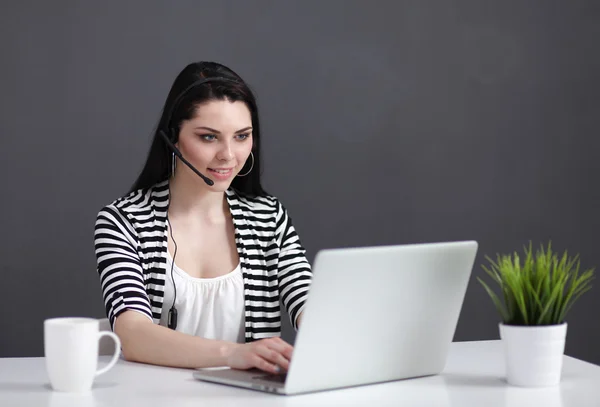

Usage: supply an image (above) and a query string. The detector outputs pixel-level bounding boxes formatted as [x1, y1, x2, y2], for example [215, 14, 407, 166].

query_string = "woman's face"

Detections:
[175, 99, 253, 191]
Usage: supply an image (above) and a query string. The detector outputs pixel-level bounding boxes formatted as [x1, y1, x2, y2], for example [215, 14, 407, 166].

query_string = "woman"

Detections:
[94, 61, 312, 374]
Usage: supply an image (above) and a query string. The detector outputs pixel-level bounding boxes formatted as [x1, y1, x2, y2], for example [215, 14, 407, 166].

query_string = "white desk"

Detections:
[1, 340, 599, 407]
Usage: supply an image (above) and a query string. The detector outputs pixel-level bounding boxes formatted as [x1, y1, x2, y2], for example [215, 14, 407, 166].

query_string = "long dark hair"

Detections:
[129, 61, 266, 196]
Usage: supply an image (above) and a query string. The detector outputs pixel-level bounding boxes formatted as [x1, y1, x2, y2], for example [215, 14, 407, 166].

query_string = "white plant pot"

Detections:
[499, 322, 567, 387]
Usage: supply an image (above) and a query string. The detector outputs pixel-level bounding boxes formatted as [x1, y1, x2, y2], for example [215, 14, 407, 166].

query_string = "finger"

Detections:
[266, 338, 294, 361]
[265, 337, 293, 356]
[256, 345, 290, 372]
[250, 354, 281, 374]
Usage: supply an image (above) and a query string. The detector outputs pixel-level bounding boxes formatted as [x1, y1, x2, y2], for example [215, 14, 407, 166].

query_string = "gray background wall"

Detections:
[1, 1, 599, 364]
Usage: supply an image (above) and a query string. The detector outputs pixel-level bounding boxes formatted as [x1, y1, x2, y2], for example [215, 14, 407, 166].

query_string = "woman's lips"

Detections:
[208, 168, 234, 179]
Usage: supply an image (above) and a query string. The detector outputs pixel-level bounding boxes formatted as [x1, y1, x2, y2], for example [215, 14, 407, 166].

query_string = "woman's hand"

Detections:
[226, 337, 293, 374]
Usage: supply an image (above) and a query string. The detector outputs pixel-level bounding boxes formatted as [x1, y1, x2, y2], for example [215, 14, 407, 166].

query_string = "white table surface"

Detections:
[1, 340, 599, 407]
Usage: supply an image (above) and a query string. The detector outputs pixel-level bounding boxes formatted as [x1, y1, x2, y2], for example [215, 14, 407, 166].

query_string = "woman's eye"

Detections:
[237, 133, 250, 140]
[201, 134, 216, 141]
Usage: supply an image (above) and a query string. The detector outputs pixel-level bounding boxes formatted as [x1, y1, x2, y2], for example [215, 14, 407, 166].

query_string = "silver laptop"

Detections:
[193, 240, 478, 395]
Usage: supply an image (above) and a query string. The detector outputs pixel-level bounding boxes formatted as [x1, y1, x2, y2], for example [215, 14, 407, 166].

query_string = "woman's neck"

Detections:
[168, 174, 229, 223]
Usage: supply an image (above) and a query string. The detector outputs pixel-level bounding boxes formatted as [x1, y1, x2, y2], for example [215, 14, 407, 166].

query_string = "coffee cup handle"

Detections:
[95, 331, 122, 376]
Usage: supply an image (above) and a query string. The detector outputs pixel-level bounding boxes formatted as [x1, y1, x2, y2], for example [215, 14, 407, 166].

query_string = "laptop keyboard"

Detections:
[252, 373, 287, 383]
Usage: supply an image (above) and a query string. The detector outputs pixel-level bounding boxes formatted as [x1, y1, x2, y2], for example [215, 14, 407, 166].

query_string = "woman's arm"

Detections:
[116, 311, 293, 372]
[274, 201, 313, 330]
[114, 311, 233, 367]
[297, 311, 304, 328]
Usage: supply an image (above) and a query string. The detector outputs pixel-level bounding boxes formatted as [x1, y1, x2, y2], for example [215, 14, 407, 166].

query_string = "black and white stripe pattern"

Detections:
[94, 180, 312, 341]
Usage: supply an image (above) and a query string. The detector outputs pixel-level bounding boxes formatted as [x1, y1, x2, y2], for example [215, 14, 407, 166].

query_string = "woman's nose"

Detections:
[217, 142, 234, 161]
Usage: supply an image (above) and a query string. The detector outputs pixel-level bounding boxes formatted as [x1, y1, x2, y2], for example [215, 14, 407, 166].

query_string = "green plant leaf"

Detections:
[477, 277, 509, 321]
[558, 268, 595, 322]
[537, 280, 563, 325]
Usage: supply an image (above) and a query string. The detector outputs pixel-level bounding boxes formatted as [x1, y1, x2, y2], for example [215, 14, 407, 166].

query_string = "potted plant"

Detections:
[478, 242, 595, 387]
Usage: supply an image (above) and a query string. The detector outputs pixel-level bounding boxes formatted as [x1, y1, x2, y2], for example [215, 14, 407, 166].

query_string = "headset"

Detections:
[158, 76, 242, 330]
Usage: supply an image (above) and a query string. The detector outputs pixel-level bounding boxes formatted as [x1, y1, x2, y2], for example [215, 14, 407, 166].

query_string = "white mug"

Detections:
[44, 317, 121, 392]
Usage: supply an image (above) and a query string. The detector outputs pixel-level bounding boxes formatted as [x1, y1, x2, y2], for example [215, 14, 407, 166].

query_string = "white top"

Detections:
[159, 252, 245, 343]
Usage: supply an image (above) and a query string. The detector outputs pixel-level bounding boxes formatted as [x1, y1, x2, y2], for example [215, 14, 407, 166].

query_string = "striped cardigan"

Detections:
[94, 180, 312, 342]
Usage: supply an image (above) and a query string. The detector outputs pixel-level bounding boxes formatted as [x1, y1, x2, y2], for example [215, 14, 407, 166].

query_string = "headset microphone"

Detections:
[159, 129, 214, 186]
[160, 120, 213, 331]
